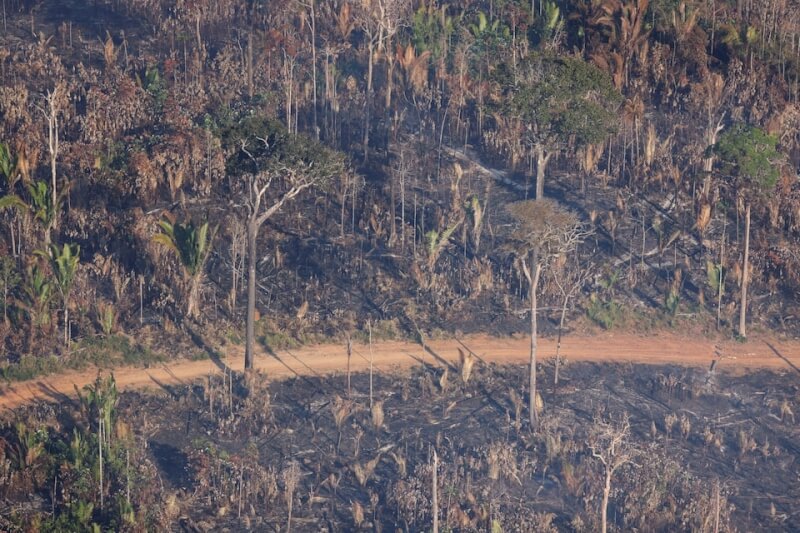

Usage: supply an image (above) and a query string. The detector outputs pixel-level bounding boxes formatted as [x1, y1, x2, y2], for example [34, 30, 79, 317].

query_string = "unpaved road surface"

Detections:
[2, 332, 799, 411]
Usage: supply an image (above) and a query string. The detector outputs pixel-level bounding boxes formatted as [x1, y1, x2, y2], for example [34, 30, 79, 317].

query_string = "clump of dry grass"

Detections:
[353, 454, 381, 487]
[331, 395, 354, 453]
[282, 461, 301, 533]
[664, 413, 677, 437]
[389, 451, 407, 477]
[438, 367, 449, 394]
[679, 414, 691, 439]
[738, 430, 757, 457]
[702, 425, 724, 452]
[351, 500, 364, 528]
[779, 399, 795, 423]
[486, 442, 521, 484]
[509, 389, 523, 433]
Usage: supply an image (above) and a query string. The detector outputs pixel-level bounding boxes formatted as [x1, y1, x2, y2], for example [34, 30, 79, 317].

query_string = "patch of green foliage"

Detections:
[0, 355, 62, 382]
[412, 4, 456, 58]
[587, 293, 623, 330]
[504, 54, 621, 147]
[4, 375, 148, 530]
[714, 124, 780, 196]
[73, 334, 163, 369]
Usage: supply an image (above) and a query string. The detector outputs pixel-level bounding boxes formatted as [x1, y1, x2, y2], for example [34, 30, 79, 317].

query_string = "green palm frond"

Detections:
[544, 1, 562, 32]
[154, 218, 215, 277]
[51, 243, 80, 299]
[0, 142, 16, 184]
[36, 243, 80, 301]
[0, 194, 26, 212]
[152, 220, 180, 256]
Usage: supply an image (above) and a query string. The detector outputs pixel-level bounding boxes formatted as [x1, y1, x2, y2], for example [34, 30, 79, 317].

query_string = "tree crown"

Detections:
[714, 123, 781, 197]
[500, 54, 621, 147]
[506, 198, 588, 261]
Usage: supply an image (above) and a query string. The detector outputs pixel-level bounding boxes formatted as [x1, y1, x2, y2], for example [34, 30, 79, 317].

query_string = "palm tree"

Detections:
[153, 218, 215, 320]
[40, 243, 80, 346]
[22, 264, 52, 342]
[27, 180, 66, 246]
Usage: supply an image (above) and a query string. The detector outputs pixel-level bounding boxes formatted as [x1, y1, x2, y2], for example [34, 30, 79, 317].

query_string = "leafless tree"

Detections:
[354, 0, 410, 161]
[551, 260, 593, 389]
[587, 413, 636, 533]
[507, 199, 590, 425]
[35, 83, 68, 233]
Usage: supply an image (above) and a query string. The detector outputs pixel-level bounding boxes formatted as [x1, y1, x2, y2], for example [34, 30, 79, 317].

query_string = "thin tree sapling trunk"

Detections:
[522, 257, 542, 426]
[739, 202, 751, 338]
[245, 221, 258, 370]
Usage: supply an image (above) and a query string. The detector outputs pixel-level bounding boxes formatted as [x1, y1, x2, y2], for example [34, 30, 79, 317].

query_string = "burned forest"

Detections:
[0, 0, 799, 531]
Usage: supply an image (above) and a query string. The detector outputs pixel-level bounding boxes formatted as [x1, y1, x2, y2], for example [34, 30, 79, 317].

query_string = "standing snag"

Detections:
[587, 413, 636, 533]
[506, 199, 589, 425]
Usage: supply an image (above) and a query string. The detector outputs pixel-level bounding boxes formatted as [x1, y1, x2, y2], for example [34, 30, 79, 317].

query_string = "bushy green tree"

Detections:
[498, 55, 620, 199]
[714, 124, 781, 338]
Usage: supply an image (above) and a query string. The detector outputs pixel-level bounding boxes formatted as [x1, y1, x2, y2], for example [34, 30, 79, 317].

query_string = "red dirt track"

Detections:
[2, 332, 799, 411]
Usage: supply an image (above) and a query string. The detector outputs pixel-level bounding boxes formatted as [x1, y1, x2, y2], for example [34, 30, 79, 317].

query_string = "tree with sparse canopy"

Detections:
[507, 199, 589, 425]
[714, 124, 780, 339]
[153, 218, 216, 321]
[227, 117, 345, 371]
[499, 55, 620, 200]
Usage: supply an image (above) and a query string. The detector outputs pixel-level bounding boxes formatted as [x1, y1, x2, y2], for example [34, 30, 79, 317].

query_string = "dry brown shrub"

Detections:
[353, 454, 381, 487]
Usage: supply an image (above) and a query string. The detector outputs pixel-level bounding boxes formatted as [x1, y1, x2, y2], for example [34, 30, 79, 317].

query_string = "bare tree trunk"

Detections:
[432, 448, 439, 533]
[702, 119, 723, 197]
[385, 36, 394, 111]
[601, 468, 611, 533]
[346, 334, 352, 397]
[363, 41, 374, 161]
[246, 31, 254, 98]
[554, 294, 568, 388]
[368, 319, 373, 408]
[98, 415, 104, 511]
[245, 220, 258, 370]
[187, 274, 201, 320]
[714, 478, 721, 533]
[535, 144, 551, 201]
[738, 203, 751, 338]
[309, 1, 318, 139]
[526, 260, 542, 427]
[717, 215, 726, 330]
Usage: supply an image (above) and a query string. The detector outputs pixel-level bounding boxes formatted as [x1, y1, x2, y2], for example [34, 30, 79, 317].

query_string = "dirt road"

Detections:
[2, 332, 799, 411]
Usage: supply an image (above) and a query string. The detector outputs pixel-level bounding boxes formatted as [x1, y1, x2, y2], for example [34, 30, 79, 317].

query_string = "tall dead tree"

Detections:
[587, 414, 635, 533]
[551, 261, 593, 389]
[507, 199, 589, 426]
[36, 83, 68, 230]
